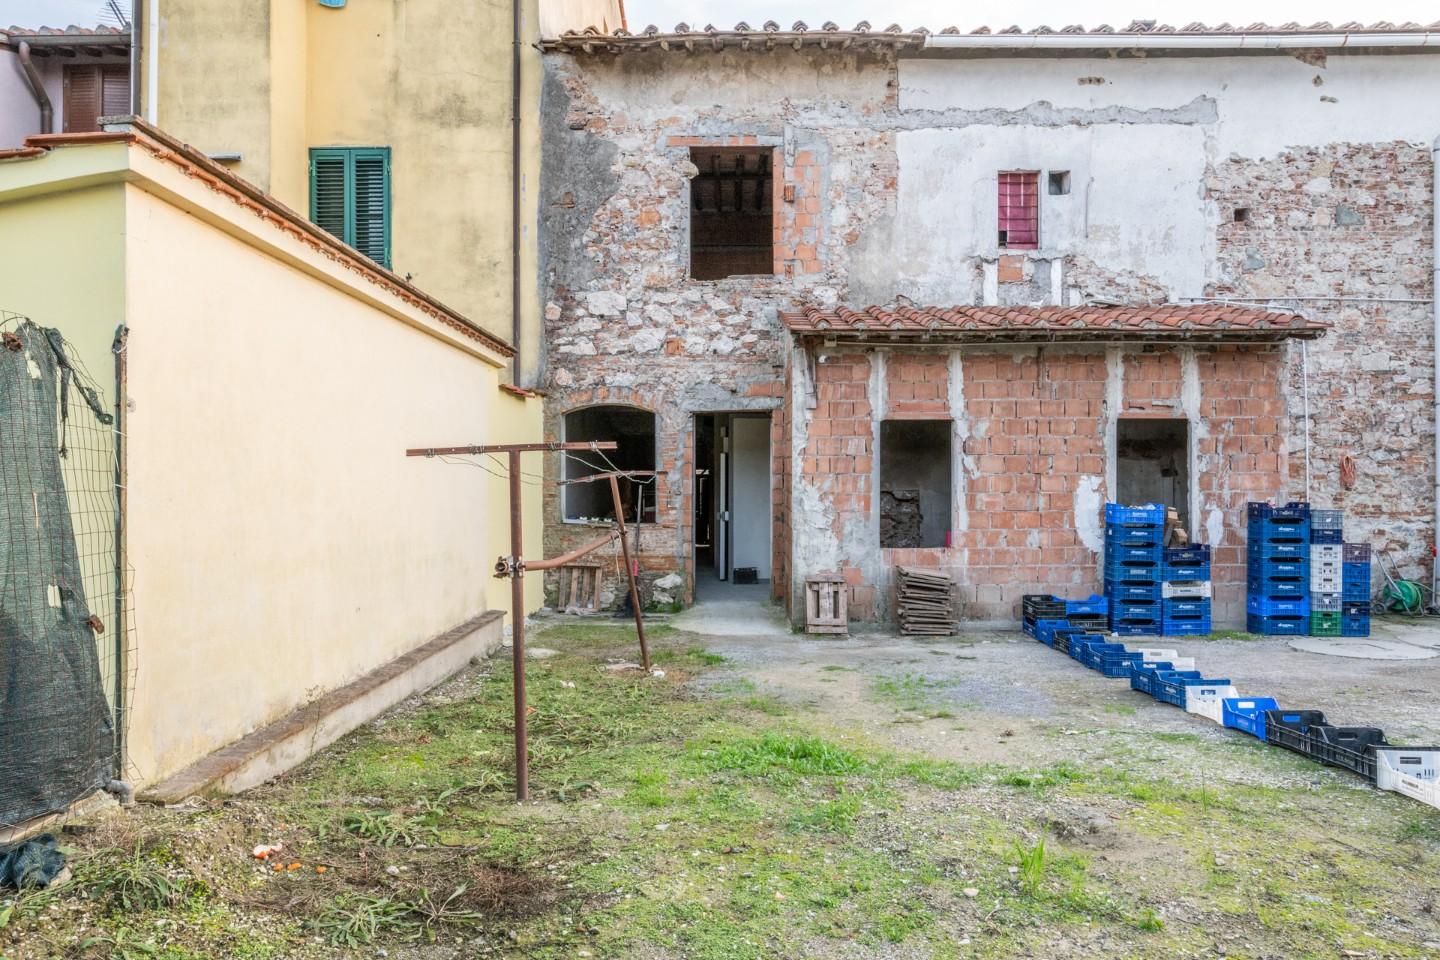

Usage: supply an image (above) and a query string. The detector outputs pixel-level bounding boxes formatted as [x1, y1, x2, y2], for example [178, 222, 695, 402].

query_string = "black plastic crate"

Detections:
[1342, 600, 1371, 616]
[1264, 709, 1327, 757]
[1313, 726, 1388, 782]
[1066, 614, 1109, 632]
[1342, 542, 1372, 564]
[1022, 595, 1067, 620]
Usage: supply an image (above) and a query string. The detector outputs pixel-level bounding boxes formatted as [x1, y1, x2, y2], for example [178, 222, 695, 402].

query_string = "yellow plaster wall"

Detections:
[118, 177, 541, 785]
[155, 0, 274, 192]
[301, 0, 539, 368]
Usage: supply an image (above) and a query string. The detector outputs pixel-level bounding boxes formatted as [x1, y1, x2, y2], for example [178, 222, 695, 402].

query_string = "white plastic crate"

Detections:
[1311, 574, 1342, 592]
[1162, 580, 1212, 599]
[1134, 648, 1195, 671]
[1374, 748, 1440, 810]
[1185, 683, 1239, 724]
[1312, 544, 1343, 564]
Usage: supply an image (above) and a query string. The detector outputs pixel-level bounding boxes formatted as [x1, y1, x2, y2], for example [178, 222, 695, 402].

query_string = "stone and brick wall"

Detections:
[541, 45, 1436, 624]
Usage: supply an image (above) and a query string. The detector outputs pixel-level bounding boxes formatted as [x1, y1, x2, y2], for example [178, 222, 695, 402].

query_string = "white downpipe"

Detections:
[146, 0, 158, 123]
[1432, 136, 1440, 598]
[925, 32, 1437, 51]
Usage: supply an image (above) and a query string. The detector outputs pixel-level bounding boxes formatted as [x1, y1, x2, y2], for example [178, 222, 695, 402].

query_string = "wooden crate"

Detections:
[557, 563, 603, 614]
[805, 575, 848, 634]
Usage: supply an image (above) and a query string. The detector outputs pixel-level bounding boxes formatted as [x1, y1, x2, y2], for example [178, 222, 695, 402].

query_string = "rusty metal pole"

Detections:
[509, 449, 528, 801]
[609, 475, 650, 671]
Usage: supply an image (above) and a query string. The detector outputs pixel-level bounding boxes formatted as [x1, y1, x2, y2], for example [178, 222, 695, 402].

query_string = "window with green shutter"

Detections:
[308, 147, 391, 269]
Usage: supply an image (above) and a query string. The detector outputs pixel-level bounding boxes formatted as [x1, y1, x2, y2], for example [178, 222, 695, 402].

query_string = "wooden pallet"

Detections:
[557, 563, 603, 614]
[896, 566, 956, 636]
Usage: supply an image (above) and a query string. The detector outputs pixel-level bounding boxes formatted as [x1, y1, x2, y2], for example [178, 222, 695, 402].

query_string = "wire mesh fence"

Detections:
[0, 311, 130, 832]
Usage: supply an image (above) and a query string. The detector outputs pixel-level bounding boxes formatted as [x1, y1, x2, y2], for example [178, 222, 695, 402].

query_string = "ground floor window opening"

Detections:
[880, 419, 952, 549]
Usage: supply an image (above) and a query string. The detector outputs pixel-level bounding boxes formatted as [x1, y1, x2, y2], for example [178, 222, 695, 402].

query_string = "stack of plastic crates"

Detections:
[1021, 595, 1066, 638]
[1341, 543, 1372, 637]
[1246, 502, 1311, 635]
[1104, 503, 1164, 635]
[1161, 544, 1211, 636]
[1309, 510, 1344, 636]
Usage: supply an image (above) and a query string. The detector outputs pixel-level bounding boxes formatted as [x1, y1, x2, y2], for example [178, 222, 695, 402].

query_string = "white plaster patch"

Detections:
[1205, 507, 1225, 550]
[1074, 475, 1105, 555]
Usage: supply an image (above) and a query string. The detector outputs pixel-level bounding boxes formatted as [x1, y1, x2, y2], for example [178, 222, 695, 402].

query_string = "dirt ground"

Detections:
[4, 618, 1439, 960]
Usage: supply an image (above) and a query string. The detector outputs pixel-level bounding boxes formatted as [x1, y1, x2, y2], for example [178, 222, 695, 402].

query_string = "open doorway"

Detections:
[693, 412, 771, 600]
[1116, 418, 1189, 530]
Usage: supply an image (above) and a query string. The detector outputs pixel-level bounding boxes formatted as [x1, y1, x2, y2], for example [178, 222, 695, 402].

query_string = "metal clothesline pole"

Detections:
[406, 439, 620, 802]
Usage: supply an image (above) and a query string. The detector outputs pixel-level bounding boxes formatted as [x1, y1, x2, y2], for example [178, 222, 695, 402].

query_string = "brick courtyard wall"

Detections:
[789, 341, 1291, 626]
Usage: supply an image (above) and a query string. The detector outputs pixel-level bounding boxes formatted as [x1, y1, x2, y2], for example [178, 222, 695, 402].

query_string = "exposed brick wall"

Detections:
[789, 343, 1289, 626]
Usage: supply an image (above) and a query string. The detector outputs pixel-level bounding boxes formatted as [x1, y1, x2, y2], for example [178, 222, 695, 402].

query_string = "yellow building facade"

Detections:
[142, 0, 596, 385]
[0, 123, 543, 793]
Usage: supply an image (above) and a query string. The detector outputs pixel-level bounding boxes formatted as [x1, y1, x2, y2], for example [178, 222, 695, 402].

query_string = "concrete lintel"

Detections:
[139, 612, 505, 804]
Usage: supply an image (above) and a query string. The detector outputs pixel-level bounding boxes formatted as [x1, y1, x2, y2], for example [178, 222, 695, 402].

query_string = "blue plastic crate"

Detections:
[1103, 562, 1163, 583]
[1104, 524, 1164, 548]
[1247, 613, 1307, 636]
[1110, 622, 1162, 636]
[1222, 696, 1279, 740]
[1163, 598, 1211, 618]
[1063, 594, 1109, 616]
[1248, 501, 1311, 521]
[1246, 594, 1310, 617]
[1130, 661, 1178, 695]
[1034, 618, 1073, 645]
[1068, 635, 1107, 663]
[1098, 648, 1143, 678]
[1341, 615, 1371, 637]
[1163, 619, 1211, 637]
[1310, 528, 1343, 544]
[1105, 544, 1163, 564]
[1245, 576, 1306, 597]
[1152, 670, 1206, 707]
[1342, 562, 1370, 581]
[1079, 641, 1129, 671]
[1164, 544, 1211, 563]
[1162, 562, 1211, 582]
[1110, 600, 1160, 622]
[1104, 578, 1162, 602]
[1246, 557, 1308, 577]
[1106, 503, 1166, 526]
[1342, 581, 1371, 601]
[1246, 540, 1309, 561]
[1247, 516, 1310, 538]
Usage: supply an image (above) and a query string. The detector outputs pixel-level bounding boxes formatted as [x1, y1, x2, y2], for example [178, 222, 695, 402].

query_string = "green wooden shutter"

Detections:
[308, 147, 391, 269]
[351, 151, 391, 268]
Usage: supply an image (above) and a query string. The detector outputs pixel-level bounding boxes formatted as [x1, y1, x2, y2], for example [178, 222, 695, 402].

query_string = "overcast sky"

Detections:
[7, 0, 1438, 31]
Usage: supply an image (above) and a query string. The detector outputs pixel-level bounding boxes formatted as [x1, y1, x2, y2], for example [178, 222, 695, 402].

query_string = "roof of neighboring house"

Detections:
[540, 19, 1440, 53]
[781, 303, 1327, 342]
[1, 24, 130, 55]
[0, 120, 513, 359]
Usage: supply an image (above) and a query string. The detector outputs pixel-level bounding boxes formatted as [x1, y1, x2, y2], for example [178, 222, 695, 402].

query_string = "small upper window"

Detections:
[309, 147, 392, 268]
[998, 170, 1039, 250]
[689, 147, 774, 280]
[63, 64, 129, 134]
[1047, 171, 1071, 196]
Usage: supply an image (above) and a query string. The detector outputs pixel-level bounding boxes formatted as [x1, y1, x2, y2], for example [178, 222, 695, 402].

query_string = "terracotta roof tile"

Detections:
[781, 303, 1326, 341]
[3, 25, 127, 37]
[541, 19, 1439, 52]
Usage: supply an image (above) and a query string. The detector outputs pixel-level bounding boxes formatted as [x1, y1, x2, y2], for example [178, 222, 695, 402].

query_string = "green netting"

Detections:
[0, 320, 116, 828]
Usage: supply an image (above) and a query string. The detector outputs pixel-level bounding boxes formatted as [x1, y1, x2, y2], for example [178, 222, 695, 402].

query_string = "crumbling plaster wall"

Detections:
[538, 50, 898, 600]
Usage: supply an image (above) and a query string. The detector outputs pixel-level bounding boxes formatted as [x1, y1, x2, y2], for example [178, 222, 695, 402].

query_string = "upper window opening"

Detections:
[689, 147, 774, 281]
[998, 170, 1040, 250]
[563, 406, 658, 523]
[63, 64, 130, 134]
[1233, 207, 1251, 224]
[1047, 171, 1071, 196]
[880, 420, 953, 549]
[309, 147, 392, 268]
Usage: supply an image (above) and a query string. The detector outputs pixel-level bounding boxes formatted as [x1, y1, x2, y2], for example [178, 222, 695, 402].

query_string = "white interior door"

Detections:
[729, 416, 772, 580]
[716, 421, 729, 579]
